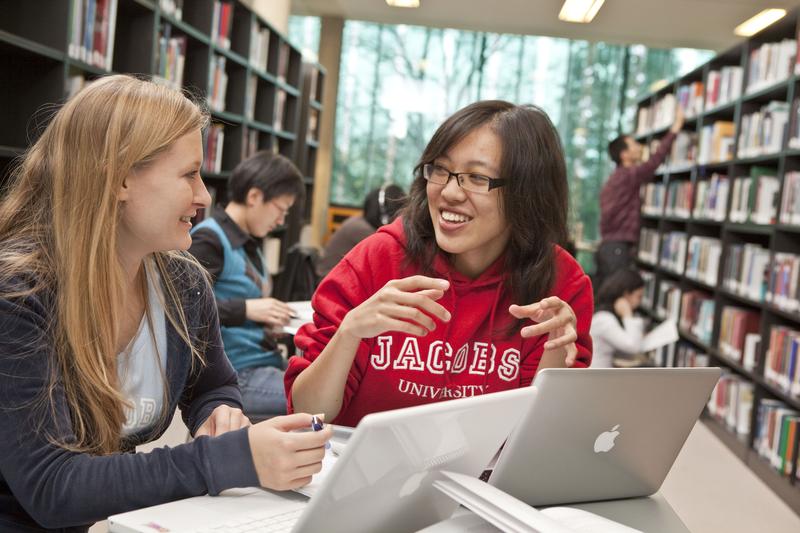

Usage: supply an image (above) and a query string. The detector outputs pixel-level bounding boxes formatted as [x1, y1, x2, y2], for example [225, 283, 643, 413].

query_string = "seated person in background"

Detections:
[590, 268, 647, 368]
[189, 151, 304, 418]
[0, 75, 329, 530]
[316, 183, 405, 278]
[286, 100, 594, 427]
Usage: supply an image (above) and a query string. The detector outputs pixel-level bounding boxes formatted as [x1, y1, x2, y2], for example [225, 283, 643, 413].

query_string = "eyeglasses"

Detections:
[421, 163, 506, 193]
[270, 200, 292, 218]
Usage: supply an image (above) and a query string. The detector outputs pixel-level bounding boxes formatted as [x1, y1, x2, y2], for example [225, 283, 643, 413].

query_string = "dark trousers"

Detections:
[594, 241, 636, 291]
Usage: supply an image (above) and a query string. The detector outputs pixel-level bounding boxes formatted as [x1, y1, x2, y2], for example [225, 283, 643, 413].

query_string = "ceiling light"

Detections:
[386, 0, 420, 7]
[558, 0, 605, 23]
[734, 9, 787, 37]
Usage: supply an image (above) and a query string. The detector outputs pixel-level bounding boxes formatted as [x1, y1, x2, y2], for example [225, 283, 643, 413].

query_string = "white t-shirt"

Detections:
[589, 310, 645, 368]
[117, 269, 167, 436]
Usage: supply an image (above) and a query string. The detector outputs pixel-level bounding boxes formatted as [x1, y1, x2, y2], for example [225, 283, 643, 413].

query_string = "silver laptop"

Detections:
[489, 367, 721, 506]
[109, 386, 536, 533]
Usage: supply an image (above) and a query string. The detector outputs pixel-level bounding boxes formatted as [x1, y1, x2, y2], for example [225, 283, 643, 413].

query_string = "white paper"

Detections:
[284, 300, 313, 335]
[640, 320, 679, 353]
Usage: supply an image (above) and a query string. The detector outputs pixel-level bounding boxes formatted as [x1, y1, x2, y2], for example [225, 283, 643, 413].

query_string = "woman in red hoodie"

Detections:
[286, 100, 593, 426]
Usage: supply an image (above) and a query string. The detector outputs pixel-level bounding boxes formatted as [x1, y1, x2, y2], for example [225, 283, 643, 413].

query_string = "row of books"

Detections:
[159, 0, 183, 21]
[780, 171, 800, 226]
[661, 131, 698, 172]
[789, 98, 800, 150]
[737, 101, 790, 158]
[680, 291, 715, 345]
[208, 55, 229, 112]
[755, 400, 799, 479]
[202, 124, 225, 174]
[693, 173, 729, 221]
[640, 269, 656, 310]
[676, 81, 704, 118]
[767, 253, 800, 313]
[745, 38, 797, 95]
[640, 183, 665, 217]
[655, 280, 681, 323]
[698, 121, 735, 164]
[211, 0, 234, 50]
[664, 180, 693, 218]
[637, 227, 660, 265]
[718, 306, 761, 367]
[765, 326, 800, 398]
[660, 231, 687, 275]
[685, 236, 721, 286]
[723, 243, 770, 303]
[249, 19, 271, 72]
[729, 170, 780, 225]
[635, 93, 677, 136]
[708, 373, 753, 437]
[675, 342, 710, 368]
[68, 0, 118, 70]
[155, 25, 187, 91]
[705, 66, 743, 110]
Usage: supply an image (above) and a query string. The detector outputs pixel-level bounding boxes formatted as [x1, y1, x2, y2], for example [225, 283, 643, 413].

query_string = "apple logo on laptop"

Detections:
[594, 424, 620, 453]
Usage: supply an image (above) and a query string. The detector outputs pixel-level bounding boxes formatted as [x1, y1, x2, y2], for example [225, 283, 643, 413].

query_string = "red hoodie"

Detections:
[285, 218, 593, 426]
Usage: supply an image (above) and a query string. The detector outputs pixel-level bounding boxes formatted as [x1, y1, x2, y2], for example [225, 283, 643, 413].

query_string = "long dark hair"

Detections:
[595, 269, 645, 316]
[403, 100, 569, 308]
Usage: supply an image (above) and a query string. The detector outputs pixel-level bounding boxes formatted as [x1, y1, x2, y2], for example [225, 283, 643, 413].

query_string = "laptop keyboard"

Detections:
[196, 507, 303, 533]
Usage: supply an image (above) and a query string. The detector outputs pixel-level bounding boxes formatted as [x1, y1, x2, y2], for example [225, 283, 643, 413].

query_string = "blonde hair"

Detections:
[0, 75, 210, 454]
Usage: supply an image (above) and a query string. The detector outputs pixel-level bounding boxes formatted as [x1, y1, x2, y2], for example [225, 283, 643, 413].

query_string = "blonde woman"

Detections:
[0, 75, 330, 531]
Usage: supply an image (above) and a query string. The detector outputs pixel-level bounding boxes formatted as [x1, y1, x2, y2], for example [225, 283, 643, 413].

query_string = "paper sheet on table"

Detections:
[292, 448, 338, 498]
[284, 300, 313, 335]
[640, 320, 679, 352]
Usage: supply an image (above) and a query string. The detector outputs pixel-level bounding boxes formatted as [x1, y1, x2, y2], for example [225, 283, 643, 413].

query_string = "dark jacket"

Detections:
[0, 256, 259, 532]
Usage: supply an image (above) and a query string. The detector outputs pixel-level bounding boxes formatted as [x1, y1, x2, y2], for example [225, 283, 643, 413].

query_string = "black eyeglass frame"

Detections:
[420, 162, 507, 192]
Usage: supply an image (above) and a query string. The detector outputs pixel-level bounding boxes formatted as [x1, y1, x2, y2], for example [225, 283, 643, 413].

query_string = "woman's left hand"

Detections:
[195, 405, 252, 438]
[510, 297, 578, 366]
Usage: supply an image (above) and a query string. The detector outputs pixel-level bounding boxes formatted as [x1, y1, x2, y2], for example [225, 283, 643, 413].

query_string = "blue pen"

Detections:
[311, 415, 331, 449]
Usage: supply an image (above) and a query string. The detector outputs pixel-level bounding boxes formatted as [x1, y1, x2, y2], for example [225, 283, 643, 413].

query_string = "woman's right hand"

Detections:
[339, 276, 451, 340]
[614, 297, 633, 319]
[247, 413, 333, 491]
[245, 297, 295, 327]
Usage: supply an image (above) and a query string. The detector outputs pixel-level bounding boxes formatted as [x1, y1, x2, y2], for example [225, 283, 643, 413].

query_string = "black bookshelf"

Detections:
[633, 10, 800, 514]
[0, 0, 323, 269]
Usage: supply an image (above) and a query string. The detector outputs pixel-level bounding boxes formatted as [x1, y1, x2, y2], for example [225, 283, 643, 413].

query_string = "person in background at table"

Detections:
[189, 151, 304, 419]
[285, 100, 594, 427]
[595, 107, 684, 289]
[590, 268, 647, 368]
[0, 75, 330, 531]
[316, 183, 406, 278]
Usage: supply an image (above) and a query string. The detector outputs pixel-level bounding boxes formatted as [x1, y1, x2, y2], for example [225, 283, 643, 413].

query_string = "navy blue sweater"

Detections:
[0, 257, 260, 531]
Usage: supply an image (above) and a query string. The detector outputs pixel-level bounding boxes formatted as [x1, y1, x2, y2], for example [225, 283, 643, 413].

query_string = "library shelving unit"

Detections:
[0, 0, 322, 268]
[632, 10, 800, 514]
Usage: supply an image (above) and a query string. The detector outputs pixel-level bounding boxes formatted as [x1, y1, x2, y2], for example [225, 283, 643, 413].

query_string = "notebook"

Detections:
[488, 367, 721, 506]
[109, 386, 536, 533]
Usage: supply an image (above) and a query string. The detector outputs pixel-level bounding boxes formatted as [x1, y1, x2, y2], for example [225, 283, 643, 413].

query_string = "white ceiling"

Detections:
[291, 0, 799, 51]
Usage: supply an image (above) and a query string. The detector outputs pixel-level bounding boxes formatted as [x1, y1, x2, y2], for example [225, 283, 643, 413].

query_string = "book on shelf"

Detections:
[202, 124, 225, 174]
[276, 41, 291, 83]
[677, 81, 704, 118]
[685, 236, 721, 286]
[160, 0, 184, 21]
[635, 93, 676, 136]
[664, 180, 693, 218]
[274, 89, 286, 131]
[765, 325, 800, 397]
[698, 121, 735, 164]
[249, 21, 270, 72]
[679, 291, 715, 345]
[665, 130, 698, 171]
[755, 400, 799, 477]
[655, 280, 682, 323]
[307, 108, 320, 141]
[693, 173, 729, 222]
[68, 0, 118, 70]
[723, 243, 770, 302]
[67, 74, 87, 99]
[746, 38, 797, 95]
[728, 167, 779, 225]
[211, 0, 233, 50]
[640, 183, 665, 216]
[659, 231, 687, 275]
[245, 75, 257, 120]
[767, 252, 800, 313]
[156, 25, 187, 90]
[243, 127, 258, 159]
[208, 55, 229, 112]
[737, 101, 790, 158]
[708, 373, 754, 437]
[780, 171, 800, 225]
[676, 342, 710, 368]
[718, 306, 760, 364]
[640, 270, 656, 310]
[705, 66, 743, 110]
[637, 228, 660, 265]
[308, 67, 320, 102]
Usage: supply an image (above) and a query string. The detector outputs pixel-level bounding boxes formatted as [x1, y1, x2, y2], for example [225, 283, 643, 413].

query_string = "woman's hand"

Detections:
[510, 296, 578, 366]
[339, 276, 451, 340]
[248, 413, 333, 491]
[245, 297, 295, 327]
[614, 296, 633, 319]
[195, 405, 251, 438]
